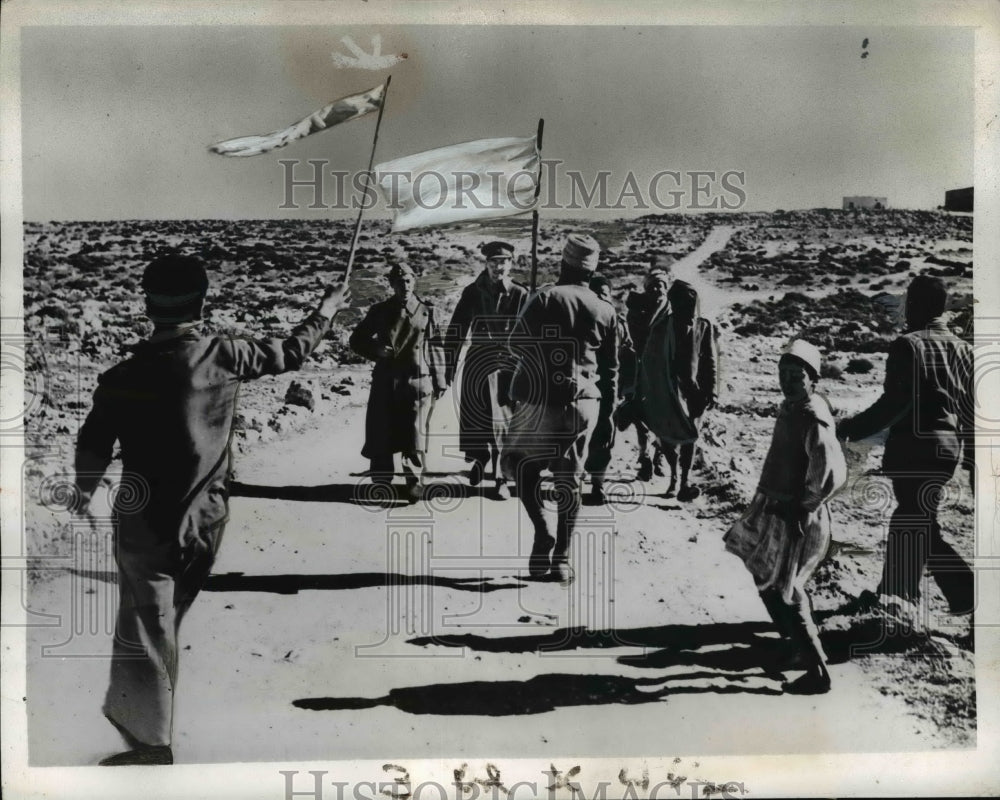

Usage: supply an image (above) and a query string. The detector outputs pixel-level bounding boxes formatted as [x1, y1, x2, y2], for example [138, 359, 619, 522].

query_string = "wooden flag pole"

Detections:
[529, 117, 544, 293]
[344, 75, 392, 284]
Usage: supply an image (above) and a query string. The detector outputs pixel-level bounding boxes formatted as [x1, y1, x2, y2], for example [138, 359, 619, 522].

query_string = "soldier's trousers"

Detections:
[104, 525, 220, 748]
[879, 473, 973, 614]
[584, 407, 616, 480]
[370, 453, 426, 485]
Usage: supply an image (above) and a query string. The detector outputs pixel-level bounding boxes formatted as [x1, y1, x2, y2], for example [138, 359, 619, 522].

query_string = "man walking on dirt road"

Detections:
[637, 279, 720, 501]
[584, 273, 636, 504]
[502, 234, 619, 584]
[624, 270, 669, 480]
[837, 274, 975, 631]
[443, 240, 529, 500]
[73, 254, 350, 765]
[350, 262, 447, 501]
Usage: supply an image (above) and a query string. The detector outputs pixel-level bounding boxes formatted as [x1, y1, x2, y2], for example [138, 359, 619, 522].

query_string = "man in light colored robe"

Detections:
[724, 339, 846, 695]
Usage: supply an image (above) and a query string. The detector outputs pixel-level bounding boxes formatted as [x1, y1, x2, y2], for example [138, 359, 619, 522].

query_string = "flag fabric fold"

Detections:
[209, 83, 386, 157]
[374, 136, 540, 232]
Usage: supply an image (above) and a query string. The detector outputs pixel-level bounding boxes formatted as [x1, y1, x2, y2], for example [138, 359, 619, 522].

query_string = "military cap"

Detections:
[562, 234, 601, 272]
[481, 240, 515, 258]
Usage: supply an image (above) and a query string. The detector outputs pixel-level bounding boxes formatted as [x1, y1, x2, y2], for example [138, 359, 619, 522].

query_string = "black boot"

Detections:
[529, 526, 554, 578]
[652, 448, 666, 477]
[637, 455, 653, 482]
[550, 534, 573, 585]
[550, 487, 578, 585]
[100, 745, 173, 766]
[550, 551, 573, 585]
[584, 479, 606, 506]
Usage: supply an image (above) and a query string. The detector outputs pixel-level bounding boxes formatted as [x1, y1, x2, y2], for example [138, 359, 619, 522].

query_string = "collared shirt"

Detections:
[839, 318, 974, 472]
[139, 321, 202, 348]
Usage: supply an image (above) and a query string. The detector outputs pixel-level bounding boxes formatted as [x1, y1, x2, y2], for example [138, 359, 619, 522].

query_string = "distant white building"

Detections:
[843, 196, 888, 210]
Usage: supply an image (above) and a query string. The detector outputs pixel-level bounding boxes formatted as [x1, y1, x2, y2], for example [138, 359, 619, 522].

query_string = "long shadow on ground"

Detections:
[408, 621, 771, 654]
[203, 572, 526, 595]
[293, 670, 782, 715]
[410, 623, 791, 676]
[67, 568, 526, 595]
[231, 480, 609, 506]
[407, 620, 925, 668]
[231, 480, 412, 507]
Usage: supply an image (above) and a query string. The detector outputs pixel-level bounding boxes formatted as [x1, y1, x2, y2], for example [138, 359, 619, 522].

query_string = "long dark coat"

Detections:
[638, 311, 719, 445]
[350, 293, 447, 458]
[443, 271, 529, 457]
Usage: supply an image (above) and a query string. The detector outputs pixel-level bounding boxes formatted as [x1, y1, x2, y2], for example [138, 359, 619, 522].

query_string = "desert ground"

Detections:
[20, 209, 976, 765]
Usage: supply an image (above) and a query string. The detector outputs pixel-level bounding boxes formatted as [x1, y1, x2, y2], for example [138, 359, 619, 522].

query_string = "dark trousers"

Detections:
[662, 441, 695, 478]
[879, 473, 973, 613]
[584, 409, 615, 480]
[465, 446, 498, 469]
[370, 453, 423, 485]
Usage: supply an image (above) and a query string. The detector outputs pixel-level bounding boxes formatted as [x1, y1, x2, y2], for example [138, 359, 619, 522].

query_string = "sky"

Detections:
[20, 24, 974, 220]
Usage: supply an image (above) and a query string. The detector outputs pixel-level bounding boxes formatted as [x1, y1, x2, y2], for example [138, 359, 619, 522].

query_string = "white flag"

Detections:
[209, 83, 385, 157]
[375, 136, 539, 232]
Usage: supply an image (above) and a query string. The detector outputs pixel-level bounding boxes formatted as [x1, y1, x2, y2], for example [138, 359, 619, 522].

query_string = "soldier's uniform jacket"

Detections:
[443, 271, 529, 451]
[350, 293, 447, 457]
[444, 271, 529, 382]
[508, 281, 619, 408]
[76, 311, 335, 564]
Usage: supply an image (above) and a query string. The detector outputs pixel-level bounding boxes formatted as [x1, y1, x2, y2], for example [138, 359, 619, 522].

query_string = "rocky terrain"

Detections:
[21, 209, 977, 762]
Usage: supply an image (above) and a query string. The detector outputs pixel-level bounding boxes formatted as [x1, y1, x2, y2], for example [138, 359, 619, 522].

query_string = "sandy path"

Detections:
[28, 412, 935, 765]
[668, 225, 737, 318]
[25, 226, 948, 766]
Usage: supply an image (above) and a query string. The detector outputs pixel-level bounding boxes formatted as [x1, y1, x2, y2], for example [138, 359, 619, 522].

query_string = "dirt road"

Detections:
[28, 403, 939, 766]
[25, 226, 960, 766]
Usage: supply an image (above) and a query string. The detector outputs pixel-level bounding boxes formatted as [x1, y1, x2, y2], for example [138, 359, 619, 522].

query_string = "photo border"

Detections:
[2, 1, 999, 797]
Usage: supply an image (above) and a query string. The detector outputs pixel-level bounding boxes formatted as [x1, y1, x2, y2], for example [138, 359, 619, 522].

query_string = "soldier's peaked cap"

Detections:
[562, 234, 601, 272]
[482, 240, 515, 258]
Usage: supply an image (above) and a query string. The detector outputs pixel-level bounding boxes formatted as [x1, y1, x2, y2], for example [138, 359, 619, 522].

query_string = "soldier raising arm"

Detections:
[74, 254, 350, 766]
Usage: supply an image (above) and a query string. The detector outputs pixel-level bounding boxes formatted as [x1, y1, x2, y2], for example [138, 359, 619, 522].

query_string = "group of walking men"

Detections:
[348, 234, 721, 581]
[72, 231, 975, 762]
[348, 236, 720, 502]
